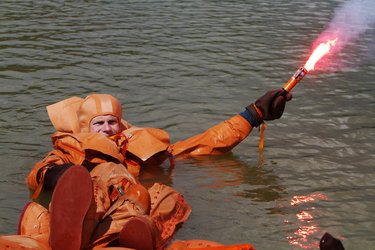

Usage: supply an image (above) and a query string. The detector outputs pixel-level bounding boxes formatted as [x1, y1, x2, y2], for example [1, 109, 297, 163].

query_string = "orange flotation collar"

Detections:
[123, 127, 171, 162]
[46, 94, 131, 134]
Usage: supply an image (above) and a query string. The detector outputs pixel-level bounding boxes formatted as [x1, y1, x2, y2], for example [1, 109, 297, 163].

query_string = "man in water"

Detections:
[4, 89, 292, 249]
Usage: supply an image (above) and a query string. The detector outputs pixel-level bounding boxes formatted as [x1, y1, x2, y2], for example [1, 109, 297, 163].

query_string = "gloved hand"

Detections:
[242, 89, 292, 127]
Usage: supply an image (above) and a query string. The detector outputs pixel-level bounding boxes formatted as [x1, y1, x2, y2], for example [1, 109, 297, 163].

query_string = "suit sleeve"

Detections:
[26, 149, 69, 192]
[169, 114, 253, 157]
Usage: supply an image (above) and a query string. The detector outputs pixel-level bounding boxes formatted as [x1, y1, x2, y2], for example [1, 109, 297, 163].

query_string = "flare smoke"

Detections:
[315, 0, 375, 57]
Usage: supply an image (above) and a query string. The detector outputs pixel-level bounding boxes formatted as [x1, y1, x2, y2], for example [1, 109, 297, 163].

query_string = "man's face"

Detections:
[89, 115, 120, 137]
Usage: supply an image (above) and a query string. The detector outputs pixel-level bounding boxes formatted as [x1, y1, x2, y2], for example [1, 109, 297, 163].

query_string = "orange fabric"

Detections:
[257, 123, 266, 166]
[88, 181, 190, 249]
[24, 98, 256, 249]
[89, 162, 138, 220]
[14, 202, 50, 249]
[258, 123, 266, 151]
[27, 114, 253, 192]
[167, 240, 222, 249]
[27, 150, 69, 193]
[83, 163, 191, 249]
[166, 240, 255, 250]
[169, 114, 252, 157]
[148, 183, 192, 247]
[125, 159, 142, 177]
[27, 132, 124, 193]
[0, 235, 51, 250]
[24, 162, 191, 249]
[51, 132, 124, 164]
[123, 127, 171, 161]
[18, 202, 50, 244]
[191, 244, 254, 250]
[46, 96, 83, 133]
[46, 95, 131, 134]
[77, 94, 123, 133]
[44, 95, 253, 164]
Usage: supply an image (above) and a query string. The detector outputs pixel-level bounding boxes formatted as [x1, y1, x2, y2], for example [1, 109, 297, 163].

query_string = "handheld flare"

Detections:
[282, 38, 337, 93]
[282, 67, 307, 93]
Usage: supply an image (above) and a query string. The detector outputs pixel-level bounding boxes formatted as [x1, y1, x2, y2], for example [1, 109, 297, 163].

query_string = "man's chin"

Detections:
[100, 132, 113, 137]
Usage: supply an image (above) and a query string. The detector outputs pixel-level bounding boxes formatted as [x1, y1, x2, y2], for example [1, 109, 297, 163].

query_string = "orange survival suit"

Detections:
[27, 94, 253, 190]
[10, 94, 256, 250]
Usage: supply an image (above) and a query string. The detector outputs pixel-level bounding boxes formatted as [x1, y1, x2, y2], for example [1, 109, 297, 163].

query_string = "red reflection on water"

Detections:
[286, 193, 329, 249]
[296, 211, 313, 220]
[287, 225, 319, 249]
[291, 193, 328, 206]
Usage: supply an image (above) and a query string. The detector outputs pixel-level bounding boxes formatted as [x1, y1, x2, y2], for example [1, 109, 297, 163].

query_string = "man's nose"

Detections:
[103, 122, 111, 131]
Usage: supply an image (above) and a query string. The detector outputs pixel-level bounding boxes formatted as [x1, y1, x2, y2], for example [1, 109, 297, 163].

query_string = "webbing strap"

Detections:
[252, 103, 263, 120]
[110, 133, 128, 158]
[259, 122, 266, 151]
[258, 122, 266, 167]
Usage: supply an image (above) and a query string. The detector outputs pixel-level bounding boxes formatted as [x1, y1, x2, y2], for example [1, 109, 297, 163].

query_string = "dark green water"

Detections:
[0, 0, 374, 249]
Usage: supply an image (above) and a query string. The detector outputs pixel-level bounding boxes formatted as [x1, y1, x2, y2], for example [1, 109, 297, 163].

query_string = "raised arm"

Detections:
[169, 89, 292, 157]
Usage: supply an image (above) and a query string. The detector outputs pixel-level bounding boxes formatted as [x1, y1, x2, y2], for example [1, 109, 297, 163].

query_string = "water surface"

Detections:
[0, 1, 374, 249]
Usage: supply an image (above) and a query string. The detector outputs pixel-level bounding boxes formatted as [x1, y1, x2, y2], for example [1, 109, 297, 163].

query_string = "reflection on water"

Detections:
[290, 194, 328, 207]
[181, 154, 285, 202]
[286, 194, 329, 249]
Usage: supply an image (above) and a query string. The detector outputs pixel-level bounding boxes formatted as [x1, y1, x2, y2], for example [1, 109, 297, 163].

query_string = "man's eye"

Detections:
[94, 122, 104, 126]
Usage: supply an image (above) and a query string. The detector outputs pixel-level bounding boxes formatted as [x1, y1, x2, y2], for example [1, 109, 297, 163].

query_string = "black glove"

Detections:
[245, 89, 292, 127]
[37, 163, 74, 189]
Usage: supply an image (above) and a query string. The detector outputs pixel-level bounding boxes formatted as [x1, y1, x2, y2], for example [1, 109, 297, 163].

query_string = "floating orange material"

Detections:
[124, 127, 171, 161]
[192, 244, 255, 250]
[166, 241, 255, 250]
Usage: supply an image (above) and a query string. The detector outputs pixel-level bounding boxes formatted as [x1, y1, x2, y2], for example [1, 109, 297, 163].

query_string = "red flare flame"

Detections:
[304, 38, 337, 71]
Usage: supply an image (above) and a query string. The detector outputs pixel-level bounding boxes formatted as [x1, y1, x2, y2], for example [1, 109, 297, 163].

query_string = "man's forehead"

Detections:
[91, 114, 118, 122]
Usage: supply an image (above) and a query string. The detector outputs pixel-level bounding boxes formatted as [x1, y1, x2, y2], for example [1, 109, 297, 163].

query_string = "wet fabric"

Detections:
[27, 113, 253, 192]
[20, 163, 191, 249]
[22, 95, 255, 249]
[77, 94, 123, 133]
